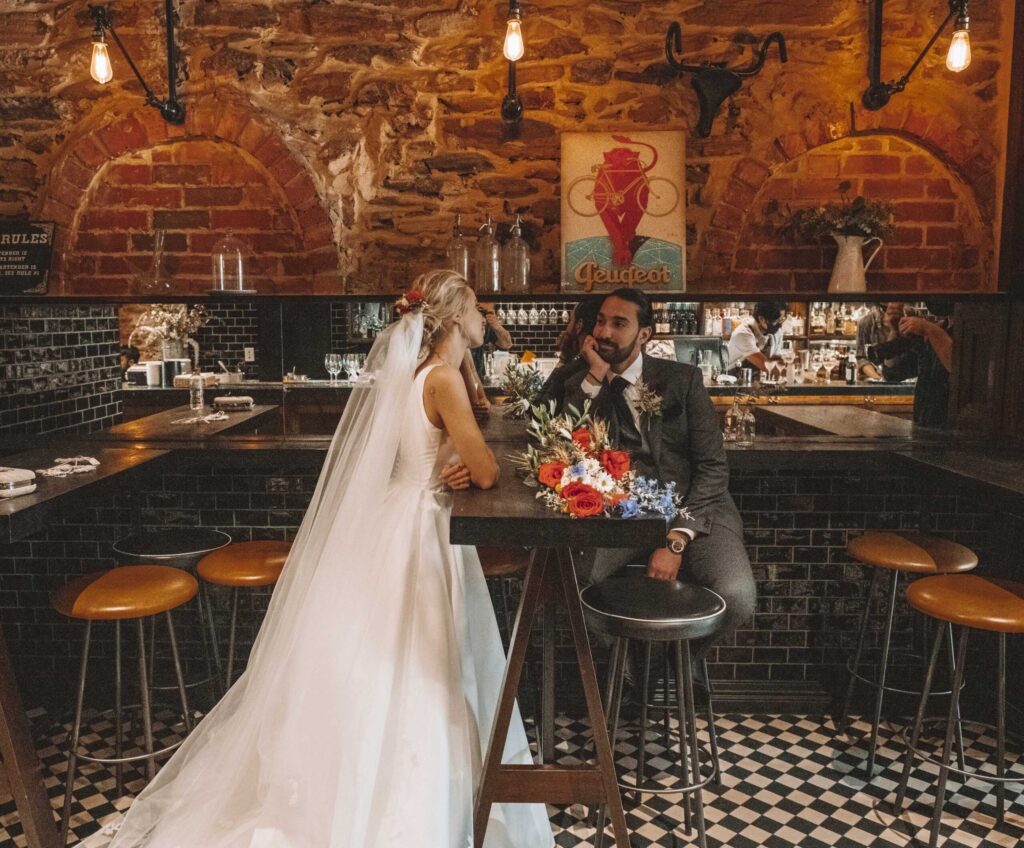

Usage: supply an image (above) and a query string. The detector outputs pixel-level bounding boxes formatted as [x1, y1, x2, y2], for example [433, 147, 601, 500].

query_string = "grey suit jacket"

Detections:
[563, 354, 742, 539]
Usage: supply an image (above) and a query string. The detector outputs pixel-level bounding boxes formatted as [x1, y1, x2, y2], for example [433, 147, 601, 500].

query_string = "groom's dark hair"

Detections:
[606, 288, 654, 329]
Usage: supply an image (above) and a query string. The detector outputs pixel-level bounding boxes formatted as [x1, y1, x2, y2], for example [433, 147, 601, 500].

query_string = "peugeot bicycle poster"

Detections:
[561, 130, 685, 293]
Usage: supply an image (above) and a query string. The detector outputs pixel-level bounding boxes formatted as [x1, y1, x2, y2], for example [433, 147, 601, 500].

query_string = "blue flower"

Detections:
[657, 494, 676, 516]
[568, 463, 586, 478]
[616, 498, 640, 519]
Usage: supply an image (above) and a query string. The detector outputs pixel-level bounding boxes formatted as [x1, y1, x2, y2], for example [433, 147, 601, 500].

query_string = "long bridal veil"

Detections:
[111, 313, 429, 846]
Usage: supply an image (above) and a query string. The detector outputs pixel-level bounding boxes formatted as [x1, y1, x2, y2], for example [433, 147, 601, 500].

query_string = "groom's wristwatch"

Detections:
[667, 535, 688, 555]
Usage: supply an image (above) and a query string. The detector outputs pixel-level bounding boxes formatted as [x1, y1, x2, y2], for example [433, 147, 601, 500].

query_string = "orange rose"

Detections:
[571, 427, 592, 450]
[537, 462, 567, 488]
[601, 450, 631, 480]
[567, 489, 604, 518]
[560, 481, 594, 500]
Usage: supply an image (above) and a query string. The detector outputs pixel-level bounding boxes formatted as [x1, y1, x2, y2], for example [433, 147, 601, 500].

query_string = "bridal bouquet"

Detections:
[512, 401, 684, 519]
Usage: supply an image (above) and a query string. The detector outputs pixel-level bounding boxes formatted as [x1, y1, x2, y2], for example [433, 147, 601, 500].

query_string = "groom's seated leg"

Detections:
[680, 524, 756, 663]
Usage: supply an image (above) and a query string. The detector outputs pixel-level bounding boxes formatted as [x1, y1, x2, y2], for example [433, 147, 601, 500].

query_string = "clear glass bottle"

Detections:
[737, 403, 756, 446]
[500, 213, 530, 293]
[445, 213, 471, 283]
[723, 399, 740, 441]
[211, 230, 253, 294]
[189, 369, 204, 414]
[474, 214, 501, 294]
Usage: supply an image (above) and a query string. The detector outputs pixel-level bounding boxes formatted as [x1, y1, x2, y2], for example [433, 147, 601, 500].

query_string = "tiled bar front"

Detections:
[0, 447, 1007, 714]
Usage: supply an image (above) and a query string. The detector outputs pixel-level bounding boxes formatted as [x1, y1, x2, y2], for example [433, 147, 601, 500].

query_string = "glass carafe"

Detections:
[474, 214, 501, 294]
[445, 212, 471, 283]
[501, 213, 530, 293]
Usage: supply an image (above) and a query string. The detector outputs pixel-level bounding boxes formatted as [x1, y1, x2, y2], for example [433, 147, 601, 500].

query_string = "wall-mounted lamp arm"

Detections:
[863, 0, 967, 110]
[87, 1, 184, 124]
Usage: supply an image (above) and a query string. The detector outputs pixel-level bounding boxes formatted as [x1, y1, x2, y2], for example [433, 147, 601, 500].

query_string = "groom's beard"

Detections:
[596, 331, 642, 366]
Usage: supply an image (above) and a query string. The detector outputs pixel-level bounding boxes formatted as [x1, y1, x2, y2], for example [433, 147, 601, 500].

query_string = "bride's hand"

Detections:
[440, 462, 473, 490]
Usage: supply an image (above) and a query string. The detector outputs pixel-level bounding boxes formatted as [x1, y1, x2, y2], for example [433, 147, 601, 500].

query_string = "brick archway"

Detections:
[697, 108, 996, 292]
[40, 94, 338, 294]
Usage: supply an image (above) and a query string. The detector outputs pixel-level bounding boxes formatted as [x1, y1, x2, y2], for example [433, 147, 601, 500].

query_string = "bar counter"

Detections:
[2, 405, 1022, 716]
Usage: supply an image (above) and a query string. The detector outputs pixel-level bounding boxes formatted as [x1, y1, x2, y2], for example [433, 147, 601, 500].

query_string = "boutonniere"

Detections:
[633, 379, 663, 418]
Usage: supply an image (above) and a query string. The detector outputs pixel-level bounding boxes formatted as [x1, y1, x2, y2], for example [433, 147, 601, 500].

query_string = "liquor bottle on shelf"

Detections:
[825, 305, 837, 335]
[445, 213, 471, 283]
[501, 213, 530, 293]
[845, 352, 857, 385]
[474, 214, 500, 293]
[842, 307, 857, 337]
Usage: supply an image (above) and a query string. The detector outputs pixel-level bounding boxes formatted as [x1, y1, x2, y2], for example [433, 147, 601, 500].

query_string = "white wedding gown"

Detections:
[108, 361, 554, 848]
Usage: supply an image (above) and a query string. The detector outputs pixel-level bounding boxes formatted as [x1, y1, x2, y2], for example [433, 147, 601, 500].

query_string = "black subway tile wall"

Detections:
[0, 304, 121, 436]
[0, 453, 997, 711]
[192, 301, 260, 377]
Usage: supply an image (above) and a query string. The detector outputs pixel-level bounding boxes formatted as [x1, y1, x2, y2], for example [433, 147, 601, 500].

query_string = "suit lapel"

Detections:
[640, 355, 664, 475]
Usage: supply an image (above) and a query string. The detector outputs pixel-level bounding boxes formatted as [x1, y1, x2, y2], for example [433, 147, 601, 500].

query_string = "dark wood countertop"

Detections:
[0, 446, 168, 543]
[93, 404, 278, 441]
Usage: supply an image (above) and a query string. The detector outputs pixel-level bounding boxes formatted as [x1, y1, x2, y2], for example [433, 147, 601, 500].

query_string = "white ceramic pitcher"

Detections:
[828, 233, 883, 293]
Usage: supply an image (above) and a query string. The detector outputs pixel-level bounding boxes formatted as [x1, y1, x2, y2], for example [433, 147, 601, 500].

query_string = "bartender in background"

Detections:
[465, 302, 513, 410]
[856, 302, 905, 379]
[726, 300, 787, 374]
[871, 301, 954, 428]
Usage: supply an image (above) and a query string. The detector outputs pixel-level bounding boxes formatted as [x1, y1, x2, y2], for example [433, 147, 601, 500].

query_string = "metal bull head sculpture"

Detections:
[665, 22, 788, 138]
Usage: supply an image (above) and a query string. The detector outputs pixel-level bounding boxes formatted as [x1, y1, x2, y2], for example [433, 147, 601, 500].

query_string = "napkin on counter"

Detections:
[35, 456, 100, 478]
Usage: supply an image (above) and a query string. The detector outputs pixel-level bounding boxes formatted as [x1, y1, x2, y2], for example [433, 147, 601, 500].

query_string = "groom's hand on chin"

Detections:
[647, 547, 682, 581]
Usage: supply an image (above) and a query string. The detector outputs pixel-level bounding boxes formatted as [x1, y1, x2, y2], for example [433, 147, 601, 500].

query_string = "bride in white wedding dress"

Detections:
[107, 271, 554, 848]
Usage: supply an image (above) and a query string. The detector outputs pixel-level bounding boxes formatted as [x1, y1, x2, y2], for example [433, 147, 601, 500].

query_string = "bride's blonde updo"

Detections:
[409, 269, 474, 357]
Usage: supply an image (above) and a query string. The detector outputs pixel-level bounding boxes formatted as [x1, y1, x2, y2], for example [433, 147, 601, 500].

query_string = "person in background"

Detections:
[726, 300, 787, 373]
[119, 345, 141, 381]
[534, 295, 602, 410]
[856, 302, 905, 379]
[465, 302, 512, 412]
[879, 301, 954, 428]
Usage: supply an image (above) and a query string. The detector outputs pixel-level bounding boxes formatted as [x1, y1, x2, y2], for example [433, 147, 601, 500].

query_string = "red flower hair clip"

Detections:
[395, 289, 425, 316]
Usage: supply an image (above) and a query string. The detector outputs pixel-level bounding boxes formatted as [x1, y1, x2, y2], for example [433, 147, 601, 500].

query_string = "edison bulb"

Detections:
[503, 19, 524, 62]
[90, 41, 113, 84]
[946, 29, 971, 73]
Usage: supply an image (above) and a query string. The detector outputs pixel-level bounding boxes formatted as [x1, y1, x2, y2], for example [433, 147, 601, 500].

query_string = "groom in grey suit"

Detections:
[560, 288, 756, 656]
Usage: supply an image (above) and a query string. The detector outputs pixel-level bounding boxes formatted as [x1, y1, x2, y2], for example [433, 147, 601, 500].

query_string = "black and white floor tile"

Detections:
[2, 709, 1021, 847]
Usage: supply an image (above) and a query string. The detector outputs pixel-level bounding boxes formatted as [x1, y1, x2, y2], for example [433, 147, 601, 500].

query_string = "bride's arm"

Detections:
[460, 350, 490, 410]
[427, 366, 499, 489]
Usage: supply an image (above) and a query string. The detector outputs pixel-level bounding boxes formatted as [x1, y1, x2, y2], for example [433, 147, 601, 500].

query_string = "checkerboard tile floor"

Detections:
[2, 709, 1020, 847]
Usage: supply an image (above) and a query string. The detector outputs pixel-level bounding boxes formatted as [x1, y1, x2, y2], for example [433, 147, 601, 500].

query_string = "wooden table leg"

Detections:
[474, 548, 629, 848]
[0, 634, 60, 848]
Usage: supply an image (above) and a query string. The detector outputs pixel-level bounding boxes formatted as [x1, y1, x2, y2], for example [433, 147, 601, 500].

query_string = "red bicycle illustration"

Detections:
[565, 135, 679, 265]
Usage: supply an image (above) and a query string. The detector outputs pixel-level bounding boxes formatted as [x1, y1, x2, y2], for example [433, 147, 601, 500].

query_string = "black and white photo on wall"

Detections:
[0, 220, 55, 295]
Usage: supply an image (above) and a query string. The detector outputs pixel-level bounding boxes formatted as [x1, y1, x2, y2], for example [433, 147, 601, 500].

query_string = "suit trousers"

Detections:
[575, 521, 756, 663]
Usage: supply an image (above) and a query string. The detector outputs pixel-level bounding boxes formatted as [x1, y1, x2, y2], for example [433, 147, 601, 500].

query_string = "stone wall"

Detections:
[0, 1, 1015, 294]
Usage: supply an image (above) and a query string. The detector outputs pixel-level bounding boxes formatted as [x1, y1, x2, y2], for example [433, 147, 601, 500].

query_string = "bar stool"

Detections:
[55, 565, 197, 845]
[837, 531, 977, 778]
[476, 546, 531, 647]
[582, 574, 726, 848]
[113, 529, 232, 702]
[197, 540, 291, 687]
[893, 574, 1024, 848]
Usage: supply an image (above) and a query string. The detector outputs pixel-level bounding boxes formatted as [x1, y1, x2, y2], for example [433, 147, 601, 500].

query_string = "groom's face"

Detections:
[593, 296, 652, 365]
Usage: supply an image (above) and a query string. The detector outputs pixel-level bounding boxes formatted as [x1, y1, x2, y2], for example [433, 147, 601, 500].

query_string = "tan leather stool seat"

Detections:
[477, 546, 531, 579]
[848, 531, 977, 574]
[198, 540, 290, 587]
[908, 574, 1024, 634]
[55, 566, 198, 621]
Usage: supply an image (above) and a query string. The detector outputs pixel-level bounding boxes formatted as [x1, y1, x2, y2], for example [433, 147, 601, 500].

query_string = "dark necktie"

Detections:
[607, 376, 642, 450]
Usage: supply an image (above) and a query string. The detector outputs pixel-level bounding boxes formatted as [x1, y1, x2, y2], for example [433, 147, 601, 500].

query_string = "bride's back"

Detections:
[392, 363, 449, 490]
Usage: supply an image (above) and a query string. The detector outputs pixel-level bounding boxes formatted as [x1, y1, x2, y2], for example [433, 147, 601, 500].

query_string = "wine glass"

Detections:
[325, 353, 342, 382]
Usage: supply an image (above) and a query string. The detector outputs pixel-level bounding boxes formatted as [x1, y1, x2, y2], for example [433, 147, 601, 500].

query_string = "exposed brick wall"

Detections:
[65, 139, 320, 295]
[722, 136, 989, 293]
[0, 1, 1015, 293]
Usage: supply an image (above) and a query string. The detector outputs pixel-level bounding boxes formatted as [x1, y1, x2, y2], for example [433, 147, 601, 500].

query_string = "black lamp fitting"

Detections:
[87, 1, 185, 125]
[862, 0, 970, 111]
